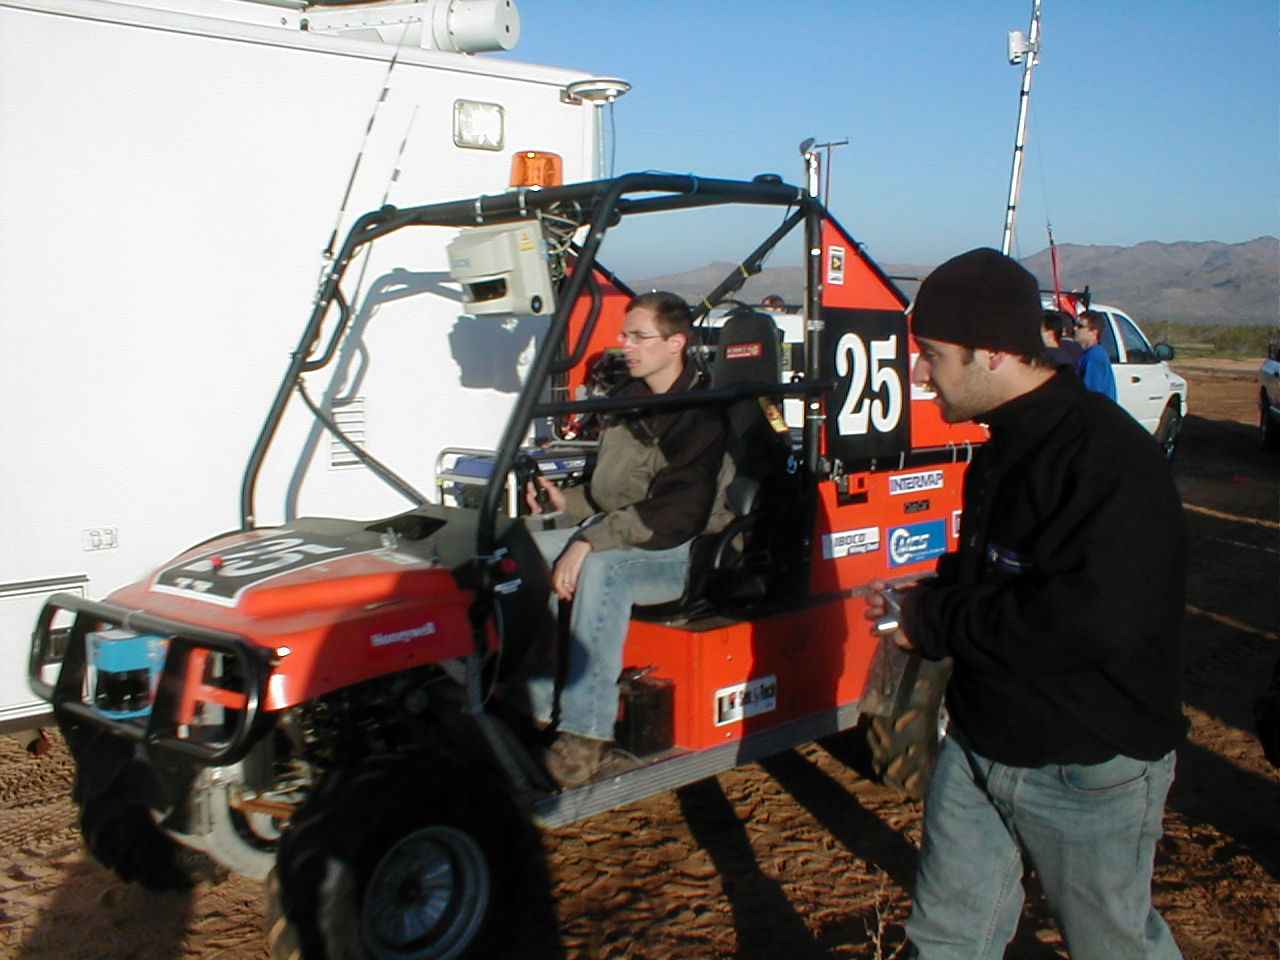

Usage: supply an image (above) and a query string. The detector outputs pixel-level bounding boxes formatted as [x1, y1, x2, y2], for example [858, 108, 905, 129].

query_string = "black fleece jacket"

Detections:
[901, 371, 1189, 766]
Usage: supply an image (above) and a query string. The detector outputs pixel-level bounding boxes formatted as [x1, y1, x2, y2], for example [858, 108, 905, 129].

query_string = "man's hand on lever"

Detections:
[866, 579, 919, 653]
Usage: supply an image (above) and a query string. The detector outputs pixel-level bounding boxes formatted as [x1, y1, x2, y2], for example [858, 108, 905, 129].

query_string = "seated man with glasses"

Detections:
[524, 291, 728, 786]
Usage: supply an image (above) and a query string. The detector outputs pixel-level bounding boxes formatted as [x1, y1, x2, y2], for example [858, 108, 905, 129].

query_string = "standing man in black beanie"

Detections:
[868, 247, 1187, 959]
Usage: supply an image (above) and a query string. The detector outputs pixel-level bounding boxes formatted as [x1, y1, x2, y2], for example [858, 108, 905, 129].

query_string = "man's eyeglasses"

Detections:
[618, 330, 667, 345]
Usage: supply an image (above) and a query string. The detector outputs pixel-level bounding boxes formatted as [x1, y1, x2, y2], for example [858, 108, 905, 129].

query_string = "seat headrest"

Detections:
[712, 308, 782, 389]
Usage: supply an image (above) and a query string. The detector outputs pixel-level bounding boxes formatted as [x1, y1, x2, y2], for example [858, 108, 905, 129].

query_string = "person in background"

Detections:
[759, 293, 786, 310]
[1074, 309, 1117, 400]
[1040, 309, 1083, 372]
[869, 247, 1187, 959]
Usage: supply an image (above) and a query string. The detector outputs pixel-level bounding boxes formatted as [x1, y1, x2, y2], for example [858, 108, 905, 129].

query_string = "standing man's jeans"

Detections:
[908, 730, 1181, 960]
[526, 527, 690, 741]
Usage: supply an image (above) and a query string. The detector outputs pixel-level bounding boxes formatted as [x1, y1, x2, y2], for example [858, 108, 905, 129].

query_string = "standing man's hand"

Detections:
[552, 540, 592, 600]
[865, 579, 919, 652]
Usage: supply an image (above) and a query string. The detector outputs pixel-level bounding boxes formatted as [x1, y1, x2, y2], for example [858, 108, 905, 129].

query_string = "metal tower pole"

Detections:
[1001, 0, 1042, 256]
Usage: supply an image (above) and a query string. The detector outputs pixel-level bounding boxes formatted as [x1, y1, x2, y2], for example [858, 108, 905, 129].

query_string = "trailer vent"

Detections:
[330, 397, 367, 470]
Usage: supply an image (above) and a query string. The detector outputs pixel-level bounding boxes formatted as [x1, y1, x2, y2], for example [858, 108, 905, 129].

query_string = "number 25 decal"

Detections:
[834, 333, 903, 436]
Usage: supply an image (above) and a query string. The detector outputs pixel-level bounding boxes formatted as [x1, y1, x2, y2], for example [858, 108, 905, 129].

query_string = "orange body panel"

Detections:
[559, 268, 631, 401]
[107, 534, 487, 713]
[808, 464, 968, 595]
[622, 596, 875, 751]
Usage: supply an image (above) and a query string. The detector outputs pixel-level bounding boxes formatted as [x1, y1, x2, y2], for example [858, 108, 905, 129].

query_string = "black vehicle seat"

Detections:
[633, 307, 792, 621]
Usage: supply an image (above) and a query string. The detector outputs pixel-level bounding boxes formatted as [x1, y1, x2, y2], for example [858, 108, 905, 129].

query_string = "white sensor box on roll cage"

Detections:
[447, 221, 556, 317]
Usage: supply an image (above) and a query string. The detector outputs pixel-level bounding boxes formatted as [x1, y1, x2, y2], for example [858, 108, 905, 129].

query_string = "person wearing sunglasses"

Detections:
[1074, 310, 1117, 401]
[523, 291, 727, 786]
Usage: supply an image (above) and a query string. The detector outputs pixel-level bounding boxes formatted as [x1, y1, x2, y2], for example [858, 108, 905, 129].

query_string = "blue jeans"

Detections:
[526, 527, 690, 741]
[908, 731, 1181, 960]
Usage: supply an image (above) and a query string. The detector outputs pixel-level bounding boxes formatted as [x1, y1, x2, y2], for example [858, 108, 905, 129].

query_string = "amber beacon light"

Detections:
[510, 151, 563, 188]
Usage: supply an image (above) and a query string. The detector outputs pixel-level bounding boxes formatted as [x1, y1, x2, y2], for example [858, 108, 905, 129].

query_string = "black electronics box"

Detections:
[615, 670, 674, 757]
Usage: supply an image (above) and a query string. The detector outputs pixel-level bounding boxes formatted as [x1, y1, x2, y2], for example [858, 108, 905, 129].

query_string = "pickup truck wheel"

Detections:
[1154, 401, 1183, 462]
[1261, 391, 1280, 451]
[272, 758, 530, 960]
[866, 657, 952, 801]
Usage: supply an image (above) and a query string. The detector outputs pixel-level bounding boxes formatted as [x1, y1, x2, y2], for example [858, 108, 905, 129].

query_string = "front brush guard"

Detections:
[30, 594, 270, 766]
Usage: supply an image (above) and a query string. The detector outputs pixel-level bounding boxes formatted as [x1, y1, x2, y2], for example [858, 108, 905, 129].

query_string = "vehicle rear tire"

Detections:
[271, 757, 531, 960]
[1154, 401, 1183, 462]
[1261, 391, 1280, 452]
[865, 656, 952, 801]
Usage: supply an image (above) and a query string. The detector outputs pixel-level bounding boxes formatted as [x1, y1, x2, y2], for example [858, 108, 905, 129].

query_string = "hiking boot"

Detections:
[544, 733, 639, 788]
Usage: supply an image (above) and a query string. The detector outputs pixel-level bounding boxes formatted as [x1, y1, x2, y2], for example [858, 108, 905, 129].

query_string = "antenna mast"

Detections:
[1000, 0, 1042, 256]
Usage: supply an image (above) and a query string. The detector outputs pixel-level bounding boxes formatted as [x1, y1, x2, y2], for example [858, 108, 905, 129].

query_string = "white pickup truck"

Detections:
[1260, 338, 1280, 451]
[1046, 295, 1189, 460]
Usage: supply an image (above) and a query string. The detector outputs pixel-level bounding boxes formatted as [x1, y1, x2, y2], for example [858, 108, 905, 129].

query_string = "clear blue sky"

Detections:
[507, 0, 1277, 276]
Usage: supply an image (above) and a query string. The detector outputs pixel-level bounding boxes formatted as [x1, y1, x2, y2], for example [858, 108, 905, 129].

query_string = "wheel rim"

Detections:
[361, 825, 490, 960]
[1161, 411, 1181, 459]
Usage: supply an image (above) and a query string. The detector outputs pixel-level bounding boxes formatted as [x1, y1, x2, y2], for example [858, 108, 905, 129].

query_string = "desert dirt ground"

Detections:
[1, 361, 1276, 959]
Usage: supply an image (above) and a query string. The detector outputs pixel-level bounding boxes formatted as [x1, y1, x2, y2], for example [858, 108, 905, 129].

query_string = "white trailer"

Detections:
[0, 0, 618, 727]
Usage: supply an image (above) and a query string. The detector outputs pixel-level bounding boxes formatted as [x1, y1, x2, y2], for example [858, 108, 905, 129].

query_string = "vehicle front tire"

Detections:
[1154, 401, 1183, 462]
[271, 757, 531, 960]
[63, 723, 191, 890]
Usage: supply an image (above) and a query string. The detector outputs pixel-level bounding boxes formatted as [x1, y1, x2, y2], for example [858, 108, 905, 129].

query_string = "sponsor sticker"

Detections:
[951, 509, 963, 539]
[904, 498, 931, 514]
[371, 622, 437, 647]
[888, 469, 945, 496]
[725, 342, 763, 360]
[715, 675, 778, 726]
[888, 520, 948, 567]
[821, 526, 881, 560]
[827, 245, 845, 286]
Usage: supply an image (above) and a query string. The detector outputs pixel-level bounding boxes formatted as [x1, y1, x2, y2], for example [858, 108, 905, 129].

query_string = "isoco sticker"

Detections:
[888, 469, 945, 496]
[821, 526, 881, 560]
[888, 520, 948, 567]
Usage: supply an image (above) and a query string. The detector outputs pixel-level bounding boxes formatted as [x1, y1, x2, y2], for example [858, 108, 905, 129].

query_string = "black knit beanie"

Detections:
[911, 247, 1043, 356]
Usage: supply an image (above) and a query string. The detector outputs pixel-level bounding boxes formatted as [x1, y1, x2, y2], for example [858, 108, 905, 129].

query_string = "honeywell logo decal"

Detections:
[371, 622, 437, 647]
[889, 470, 945, 496]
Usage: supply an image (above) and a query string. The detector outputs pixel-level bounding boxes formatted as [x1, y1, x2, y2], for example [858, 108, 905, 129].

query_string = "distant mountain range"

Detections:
[639, 236, 1278, 328]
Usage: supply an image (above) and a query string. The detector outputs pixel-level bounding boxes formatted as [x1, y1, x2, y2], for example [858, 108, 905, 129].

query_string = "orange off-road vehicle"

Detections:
[29, 169, 983, 959]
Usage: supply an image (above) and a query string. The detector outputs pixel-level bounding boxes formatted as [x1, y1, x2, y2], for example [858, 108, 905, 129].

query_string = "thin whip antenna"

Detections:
[321, 25, 411, 267]
[343, 105, 421, 322]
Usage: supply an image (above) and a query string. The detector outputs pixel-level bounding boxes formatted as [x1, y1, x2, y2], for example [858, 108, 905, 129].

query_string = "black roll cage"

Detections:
[238, 172, 831, 558]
